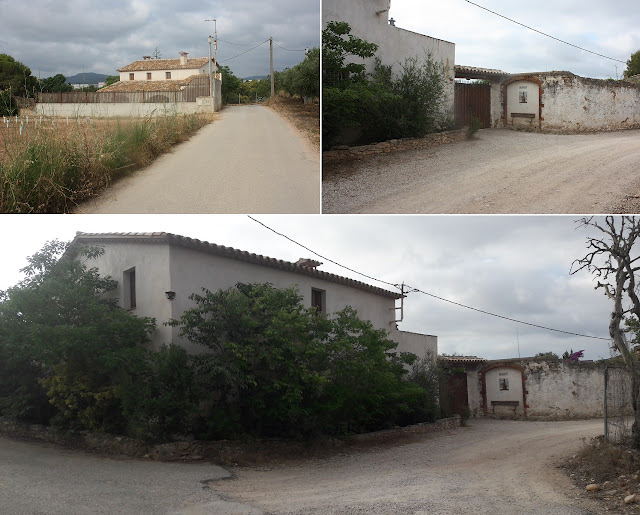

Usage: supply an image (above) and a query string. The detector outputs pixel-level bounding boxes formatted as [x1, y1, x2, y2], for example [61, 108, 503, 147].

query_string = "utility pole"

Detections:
[205, 18, 218, 97]
[208, 35, 213, 97]
[270, 36, 274, 97]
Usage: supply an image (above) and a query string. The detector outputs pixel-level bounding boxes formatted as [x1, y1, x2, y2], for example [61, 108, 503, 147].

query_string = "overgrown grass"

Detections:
[0, 114, 211, 213]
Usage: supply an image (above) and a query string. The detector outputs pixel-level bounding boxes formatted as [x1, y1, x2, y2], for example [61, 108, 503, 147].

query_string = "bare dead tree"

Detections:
[571, 216, 640, 446]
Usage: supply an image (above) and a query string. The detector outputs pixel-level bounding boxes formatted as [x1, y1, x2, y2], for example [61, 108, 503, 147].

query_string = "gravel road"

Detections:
[322, 129, 640, 214]
[213, 418, 604, 514]
[76, 105, 320, 214]
[1, 419, 603, 514]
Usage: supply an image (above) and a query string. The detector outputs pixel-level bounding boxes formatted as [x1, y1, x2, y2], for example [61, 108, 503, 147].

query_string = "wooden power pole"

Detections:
[270, 36, 275, 97]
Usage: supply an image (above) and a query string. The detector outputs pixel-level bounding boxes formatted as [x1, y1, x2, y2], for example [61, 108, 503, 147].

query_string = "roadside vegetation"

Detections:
[0, 113, 211, 213]
[322, 21, 452, 150]
[0, 242, 441, 444]
[219, 48, 319, 106]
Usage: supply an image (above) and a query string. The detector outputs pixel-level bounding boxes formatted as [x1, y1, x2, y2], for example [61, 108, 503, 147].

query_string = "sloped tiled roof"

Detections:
[99, 75, 205, 93]
[118, 57, 211, 72]
[70, 232, 402, 299]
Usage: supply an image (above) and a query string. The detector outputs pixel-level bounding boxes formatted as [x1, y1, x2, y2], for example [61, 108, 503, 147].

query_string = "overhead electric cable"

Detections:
[272, 41, 307, 52]
[461, 0, 625, 64]
[218, 39, 265, 47]
[219, 39, 269, 63]
[248, 216, 611, 341]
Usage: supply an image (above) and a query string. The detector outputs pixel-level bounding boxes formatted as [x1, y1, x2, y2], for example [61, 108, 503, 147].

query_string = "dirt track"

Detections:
[322, 129, 640, 214]
[213, 418, 603, 514]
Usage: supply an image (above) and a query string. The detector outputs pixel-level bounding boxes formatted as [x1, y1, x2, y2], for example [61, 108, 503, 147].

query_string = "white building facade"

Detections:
[70, 232, 437, 357]
[323, 0, 456, 112]
[117, 52, 213, 83]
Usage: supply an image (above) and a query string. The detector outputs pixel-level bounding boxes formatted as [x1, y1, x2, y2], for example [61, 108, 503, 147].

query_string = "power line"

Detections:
[272, 41, 307, 52]
[248, 216, 611, 341]
[219, 39, 269, 63]
[218, 39, 265, 47]
[461, 0, 626, 64]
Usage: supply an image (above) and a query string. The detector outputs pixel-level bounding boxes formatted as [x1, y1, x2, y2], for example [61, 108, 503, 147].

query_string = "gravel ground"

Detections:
[213, 418, 604, 514]
[322, 128, 640, 214]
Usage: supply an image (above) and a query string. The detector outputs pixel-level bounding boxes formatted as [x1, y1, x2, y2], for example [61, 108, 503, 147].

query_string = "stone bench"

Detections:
[491, 400, 519, 414]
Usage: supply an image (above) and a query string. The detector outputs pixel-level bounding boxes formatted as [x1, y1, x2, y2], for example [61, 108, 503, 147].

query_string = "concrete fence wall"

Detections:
[35, 100, 217, 118]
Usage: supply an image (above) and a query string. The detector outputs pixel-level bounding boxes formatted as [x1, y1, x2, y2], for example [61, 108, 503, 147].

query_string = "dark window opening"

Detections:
[146, 72, 152, 80]
[311, 288, 325, 314]
[129, 73, 134, 80]
[499, 378, 509, 391]
[124, 268, 136, 309]
[166, 71, 171, 79]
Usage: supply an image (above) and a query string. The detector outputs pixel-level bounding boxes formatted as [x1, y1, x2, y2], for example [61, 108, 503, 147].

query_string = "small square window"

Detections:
[519, 91, 528, 103]
[129, 73, 134, 80]
[146, 72, 152, 80]
[499, 378, 509, 391]
[166, 71, 171, 79]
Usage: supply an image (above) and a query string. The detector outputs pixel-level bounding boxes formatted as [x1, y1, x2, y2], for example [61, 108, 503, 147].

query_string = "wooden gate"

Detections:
[447, 372, 469, 417]
[455, 82, 491, 128]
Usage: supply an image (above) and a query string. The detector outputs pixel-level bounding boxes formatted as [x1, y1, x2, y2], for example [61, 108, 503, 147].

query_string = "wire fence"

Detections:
[604, 366, 635, 444]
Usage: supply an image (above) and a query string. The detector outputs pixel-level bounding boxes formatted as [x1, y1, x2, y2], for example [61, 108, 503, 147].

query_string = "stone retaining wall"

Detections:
[0, 416, 461, 465]
[323, 130, 467, 164]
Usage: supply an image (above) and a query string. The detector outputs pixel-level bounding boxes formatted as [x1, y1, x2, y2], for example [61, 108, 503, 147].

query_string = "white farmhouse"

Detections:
[116, 52, 215, 83]
[69, 232, 437, 358]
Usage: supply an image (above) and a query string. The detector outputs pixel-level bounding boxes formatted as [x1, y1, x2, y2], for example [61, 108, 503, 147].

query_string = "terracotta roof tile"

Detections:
[70, 232, 402, 299]
[98, 75, 206, 93]
[118, 57, 211, 72]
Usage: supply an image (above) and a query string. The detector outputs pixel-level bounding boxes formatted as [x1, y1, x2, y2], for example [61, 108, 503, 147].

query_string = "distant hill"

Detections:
[65, 72, 110, 84]
[242, 75, 268, 81]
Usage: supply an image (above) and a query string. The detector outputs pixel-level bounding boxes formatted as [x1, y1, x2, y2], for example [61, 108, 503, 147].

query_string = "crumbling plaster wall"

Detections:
[540, 73, 640, 131]
[501, 72, 640, 131]
[467, 359, 613, 420]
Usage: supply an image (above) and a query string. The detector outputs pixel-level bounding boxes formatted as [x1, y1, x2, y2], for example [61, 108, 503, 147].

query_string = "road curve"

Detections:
[76, 105, 320, 214]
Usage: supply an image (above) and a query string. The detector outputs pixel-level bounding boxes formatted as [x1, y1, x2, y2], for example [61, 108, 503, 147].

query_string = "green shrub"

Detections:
[0, 90, 18, 116]
[121, 344, 199, 442]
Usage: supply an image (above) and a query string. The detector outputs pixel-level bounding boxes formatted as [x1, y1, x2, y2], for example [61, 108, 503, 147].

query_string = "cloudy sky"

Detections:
[0, 215, 624, 362]
[388, 0, 639, 79]
[0, 0, 320, 79]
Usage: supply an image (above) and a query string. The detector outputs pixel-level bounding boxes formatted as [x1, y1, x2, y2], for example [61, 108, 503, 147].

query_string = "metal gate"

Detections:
[604, 366, 634, 443]
[454, 82, 491, 128]
[447, 372, 469, 417]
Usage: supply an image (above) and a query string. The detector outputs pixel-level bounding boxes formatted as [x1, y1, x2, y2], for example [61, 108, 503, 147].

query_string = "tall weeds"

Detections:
[0, 114, 210, 213]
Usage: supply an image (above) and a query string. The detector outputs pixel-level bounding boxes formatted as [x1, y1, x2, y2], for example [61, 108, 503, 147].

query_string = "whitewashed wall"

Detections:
[323, 0, 455, 113]
[466, 359, 615, 419]
[77, 238, 436, 358]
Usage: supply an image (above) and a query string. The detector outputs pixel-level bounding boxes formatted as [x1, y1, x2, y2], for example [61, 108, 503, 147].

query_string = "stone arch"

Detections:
[502, 76, 543, 130]
[480, 363, 528, 417]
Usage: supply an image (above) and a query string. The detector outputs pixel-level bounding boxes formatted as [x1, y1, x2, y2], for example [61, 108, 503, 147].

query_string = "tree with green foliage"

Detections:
[322, 22, 449, 149]
[105, 75, 120, 87]
[0, 53, 38, 97]
[278, 47, 320, 102]
[624, 50, 640, 79]
[218, 65, 242, 104]
[39, 73, 73, 93]
[322, 21, 378, 88]
[0, 240, 155, 432]
[170, 282, 431, 439]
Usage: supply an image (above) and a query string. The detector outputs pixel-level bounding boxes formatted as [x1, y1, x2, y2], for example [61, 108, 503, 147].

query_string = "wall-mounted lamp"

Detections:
[165, 291, 176, 300]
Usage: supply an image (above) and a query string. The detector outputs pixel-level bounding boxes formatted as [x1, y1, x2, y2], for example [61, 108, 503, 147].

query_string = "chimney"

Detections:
[389, 17, 396, 26]
[296, 258, 322, 269]
[179, 51, 188, 65]
[143, 55, 151, 60]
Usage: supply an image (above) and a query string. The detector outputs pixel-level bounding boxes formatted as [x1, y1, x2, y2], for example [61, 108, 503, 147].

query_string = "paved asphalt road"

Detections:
[76, 105, 320, 214]
[0, 436, 261, 515]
